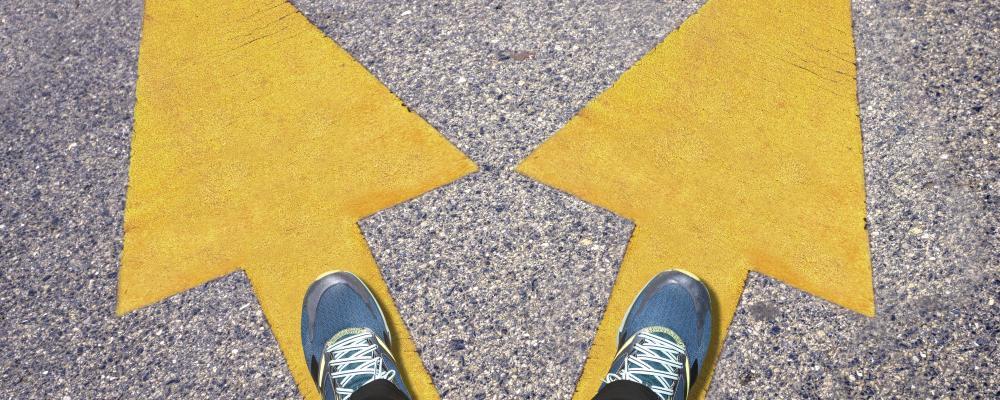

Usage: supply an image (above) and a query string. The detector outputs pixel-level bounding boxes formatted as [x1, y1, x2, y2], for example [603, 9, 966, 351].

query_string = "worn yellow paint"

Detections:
[118, 1, 475, 399]
[517, 0, 873, 398]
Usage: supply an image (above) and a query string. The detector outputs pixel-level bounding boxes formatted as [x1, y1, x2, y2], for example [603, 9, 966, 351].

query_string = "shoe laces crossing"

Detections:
[325, 330, 396, 400]
[604, 330, 686, 399]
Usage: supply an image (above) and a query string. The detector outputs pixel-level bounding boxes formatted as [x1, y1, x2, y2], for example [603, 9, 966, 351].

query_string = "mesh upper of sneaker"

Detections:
[300, 272, 407, 399]
[620, 272, 712, 373]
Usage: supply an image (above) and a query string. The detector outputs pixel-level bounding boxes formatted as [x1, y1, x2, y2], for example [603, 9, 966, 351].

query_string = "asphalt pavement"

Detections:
[1, 0, 997, 399]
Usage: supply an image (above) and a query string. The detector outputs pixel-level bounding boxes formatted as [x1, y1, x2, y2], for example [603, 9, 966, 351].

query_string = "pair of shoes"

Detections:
[300, 270, 712, 400]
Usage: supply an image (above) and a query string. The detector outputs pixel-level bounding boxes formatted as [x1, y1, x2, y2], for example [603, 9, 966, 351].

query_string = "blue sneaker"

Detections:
[600, 270, 713, 400]
[300, 271, 411, 400]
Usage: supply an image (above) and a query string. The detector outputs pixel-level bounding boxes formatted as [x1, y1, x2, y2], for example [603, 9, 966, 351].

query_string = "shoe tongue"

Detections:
[324, 328, 381, 392]
[640, 326, 686, 348]
[328, 327, 372, 345]
[632, 327, 688, 400]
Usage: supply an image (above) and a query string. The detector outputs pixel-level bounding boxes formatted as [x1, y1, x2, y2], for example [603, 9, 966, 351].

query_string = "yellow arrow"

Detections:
[517, 0, 873, 398]
[117, 1, 475, 399]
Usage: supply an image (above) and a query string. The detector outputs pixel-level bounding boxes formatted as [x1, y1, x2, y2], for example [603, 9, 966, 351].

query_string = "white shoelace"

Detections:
[325, 331, 396, 400]
[603, 330, 686, 399]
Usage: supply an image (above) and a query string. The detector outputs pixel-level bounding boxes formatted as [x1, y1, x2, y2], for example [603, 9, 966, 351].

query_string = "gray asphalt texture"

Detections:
[1, 1, 997, 399]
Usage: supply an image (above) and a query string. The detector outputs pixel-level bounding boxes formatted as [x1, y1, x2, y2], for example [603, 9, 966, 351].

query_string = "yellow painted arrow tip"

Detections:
[853, 295, 877, 318]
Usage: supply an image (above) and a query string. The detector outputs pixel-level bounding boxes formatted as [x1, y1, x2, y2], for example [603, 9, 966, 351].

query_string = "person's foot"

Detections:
[300, 271, 410, 400]
[601, 270, 713, 400]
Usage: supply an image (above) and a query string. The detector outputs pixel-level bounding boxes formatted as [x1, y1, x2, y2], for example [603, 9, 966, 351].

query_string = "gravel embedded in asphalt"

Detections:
[1, 0, 997, 399]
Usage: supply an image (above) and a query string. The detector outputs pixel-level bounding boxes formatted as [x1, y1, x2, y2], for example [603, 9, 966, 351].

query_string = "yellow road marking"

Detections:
[517, 0, 873, 398]
[117, 1, 475, 399]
